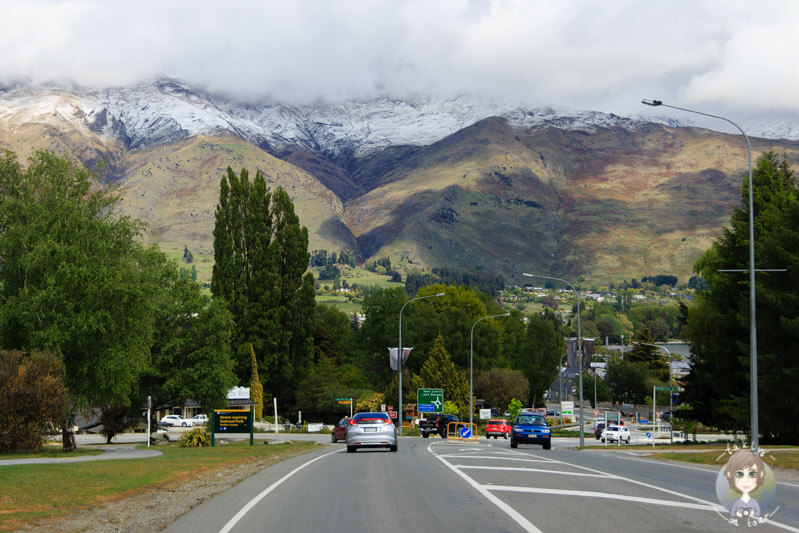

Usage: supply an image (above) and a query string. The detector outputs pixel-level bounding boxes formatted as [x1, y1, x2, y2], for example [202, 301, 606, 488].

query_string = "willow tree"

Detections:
[212, 168, 315, 406]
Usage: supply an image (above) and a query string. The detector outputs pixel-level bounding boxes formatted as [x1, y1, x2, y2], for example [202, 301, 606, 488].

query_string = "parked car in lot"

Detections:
[190, 414, 208, 425]
[485, 419, 512, 439]
[346, 412, 397, 452]
[594, 422, 606, 440]
[158, 414, 193, 427]
[601, 425, 631, 444]
[510, 414, 551, 450]
[331, 417, 349, 443]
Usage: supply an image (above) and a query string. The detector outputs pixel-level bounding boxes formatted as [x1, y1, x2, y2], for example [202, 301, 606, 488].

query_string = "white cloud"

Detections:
[1, 0, 798, 120]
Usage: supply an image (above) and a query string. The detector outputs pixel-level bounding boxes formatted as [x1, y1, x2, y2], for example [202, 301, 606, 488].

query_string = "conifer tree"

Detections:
[683, 152, 799, 443]
[250, 344, 263, 421]
[418, 334, 469, 412]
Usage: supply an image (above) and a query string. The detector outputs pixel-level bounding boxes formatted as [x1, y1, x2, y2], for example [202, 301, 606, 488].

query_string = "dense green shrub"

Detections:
[179, 426, 210, 447]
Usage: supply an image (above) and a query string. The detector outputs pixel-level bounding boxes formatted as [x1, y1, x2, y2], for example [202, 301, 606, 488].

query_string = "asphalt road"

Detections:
[165, 436, 799, 533]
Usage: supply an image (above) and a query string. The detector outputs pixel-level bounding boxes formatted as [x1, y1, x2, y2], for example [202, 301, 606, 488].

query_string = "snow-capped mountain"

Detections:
[3, 80, 797, 160]
[2, 79, 799, 283]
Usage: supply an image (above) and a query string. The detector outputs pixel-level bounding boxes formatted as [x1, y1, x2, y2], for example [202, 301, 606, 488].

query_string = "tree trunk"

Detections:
[62, 418, 76, 452]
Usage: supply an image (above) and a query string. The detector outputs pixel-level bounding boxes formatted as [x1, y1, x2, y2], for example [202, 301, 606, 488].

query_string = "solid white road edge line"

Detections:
[218, 449, 341, 533]
[429, 443, 543, 533]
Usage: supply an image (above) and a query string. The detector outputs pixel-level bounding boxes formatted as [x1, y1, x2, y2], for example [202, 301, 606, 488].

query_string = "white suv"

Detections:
[601, 425, 631, 444]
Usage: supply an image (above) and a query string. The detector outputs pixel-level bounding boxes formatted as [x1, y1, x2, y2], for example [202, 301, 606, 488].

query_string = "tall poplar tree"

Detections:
[683, 152, 799, 443]
[212, 168, 315, 406]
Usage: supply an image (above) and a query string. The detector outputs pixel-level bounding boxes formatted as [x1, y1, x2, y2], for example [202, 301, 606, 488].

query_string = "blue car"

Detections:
[510, 414, 552, 450]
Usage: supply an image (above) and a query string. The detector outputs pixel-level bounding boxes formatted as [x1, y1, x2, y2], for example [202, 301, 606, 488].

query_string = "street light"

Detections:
[523, 272, 584, 446]
[398, 292, 445, 436]
[641, 99, 759, 450]
[639, 342, 673, 444]
[470, 312, 511, 427]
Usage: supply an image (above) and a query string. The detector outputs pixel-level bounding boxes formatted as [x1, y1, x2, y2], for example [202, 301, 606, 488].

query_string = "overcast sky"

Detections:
[2, 0, 798, 124]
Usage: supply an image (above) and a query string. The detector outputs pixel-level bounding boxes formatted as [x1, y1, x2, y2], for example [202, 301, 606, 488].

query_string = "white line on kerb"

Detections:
[219, 449, 341, 533]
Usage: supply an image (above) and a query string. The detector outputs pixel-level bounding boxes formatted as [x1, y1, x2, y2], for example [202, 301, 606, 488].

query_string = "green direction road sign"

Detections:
[417, 388, 444, 413]
[655, 386, 679, 391]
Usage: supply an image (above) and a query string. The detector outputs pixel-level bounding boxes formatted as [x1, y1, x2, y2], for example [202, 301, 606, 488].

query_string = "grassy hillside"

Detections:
[4, 113, 799, 285]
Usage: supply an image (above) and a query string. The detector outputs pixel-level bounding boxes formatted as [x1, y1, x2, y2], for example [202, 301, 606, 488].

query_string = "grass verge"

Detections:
[647, 446, 799, 470]
[0, 440, 318, 530]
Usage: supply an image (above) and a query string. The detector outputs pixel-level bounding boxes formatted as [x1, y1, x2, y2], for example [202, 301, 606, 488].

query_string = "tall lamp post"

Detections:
[398, 292, 445, 436]
[523, 272, 584, 446]
[641, 99, 759, 450]
[470, 312, 511, 427]
[639, 343, 673, 444]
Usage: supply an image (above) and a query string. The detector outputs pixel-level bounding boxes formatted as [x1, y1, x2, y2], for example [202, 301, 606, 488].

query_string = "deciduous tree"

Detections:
[211, 168, 315, 408]
[0, 150, 170, 449]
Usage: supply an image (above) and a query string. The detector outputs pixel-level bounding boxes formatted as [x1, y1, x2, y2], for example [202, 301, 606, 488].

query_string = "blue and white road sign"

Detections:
[459, 426, 472, 439]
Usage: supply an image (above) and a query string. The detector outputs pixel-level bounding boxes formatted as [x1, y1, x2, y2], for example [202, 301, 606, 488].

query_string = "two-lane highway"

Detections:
[166, 437, 799, 532]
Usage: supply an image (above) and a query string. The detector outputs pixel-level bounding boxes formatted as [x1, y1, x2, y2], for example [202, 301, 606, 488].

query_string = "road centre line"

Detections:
[429, 443, 543, 533]
[218, 448, 341, 533]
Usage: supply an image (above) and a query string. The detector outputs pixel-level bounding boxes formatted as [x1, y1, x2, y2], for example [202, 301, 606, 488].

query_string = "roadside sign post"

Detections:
[417, 388, 444, 414]
[212, 408, 254, 447]
[652, 385, 656, 448]
[336, 398, 354, 418]
[146, 395, 151, 448]
[655, 385, 679, 445]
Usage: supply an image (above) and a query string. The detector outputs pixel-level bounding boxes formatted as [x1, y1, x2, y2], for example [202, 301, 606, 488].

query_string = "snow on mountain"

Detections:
[2, 80, 797, 157]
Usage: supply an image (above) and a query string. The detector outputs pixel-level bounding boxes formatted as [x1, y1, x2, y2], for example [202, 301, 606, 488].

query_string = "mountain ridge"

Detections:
[2, 80, 798, 283]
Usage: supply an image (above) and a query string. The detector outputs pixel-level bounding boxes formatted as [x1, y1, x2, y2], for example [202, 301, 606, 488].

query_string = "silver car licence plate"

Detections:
[364, 427, 378, 432]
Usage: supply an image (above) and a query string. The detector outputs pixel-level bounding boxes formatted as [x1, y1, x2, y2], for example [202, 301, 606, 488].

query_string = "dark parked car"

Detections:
[594, 422, 606, 440]
[510, 414, 551, 450]
[331, 417, 349, 443]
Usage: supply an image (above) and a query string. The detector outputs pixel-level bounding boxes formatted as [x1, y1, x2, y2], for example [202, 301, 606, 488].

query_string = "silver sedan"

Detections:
[346, 412, 398, 452]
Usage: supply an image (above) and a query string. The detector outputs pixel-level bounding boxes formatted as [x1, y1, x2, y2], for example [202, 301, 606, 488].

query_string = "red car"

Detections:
[331, 417, 349, 443]
[485, 419, 512, 439]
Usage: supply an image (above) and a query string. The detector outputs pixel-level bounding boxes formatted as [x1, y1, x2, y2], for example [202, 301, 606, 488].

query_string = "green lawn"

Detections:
[0, 440, 318, 530]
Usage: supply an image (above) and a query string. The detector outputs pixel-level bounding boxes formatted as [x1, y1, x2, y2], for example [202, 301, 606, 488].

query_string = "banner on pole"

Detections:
[388, 347, 413, 371]
[565, 337, 595, 369]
